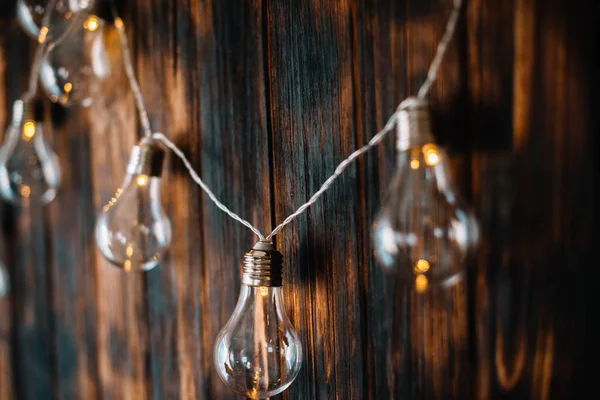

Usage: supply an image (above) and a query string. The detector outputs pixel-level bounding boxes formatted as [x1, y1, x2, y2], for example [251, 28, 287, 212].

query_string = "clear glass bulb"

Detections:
[39, 13, 109, 108]
[214, 242, 302, 399]
[0, 261, 8, 297]
[95, 143, 171, 272]
[16, 0, 92, 40]
[0, 100, 61, 206]
[373, 103, 477, 291]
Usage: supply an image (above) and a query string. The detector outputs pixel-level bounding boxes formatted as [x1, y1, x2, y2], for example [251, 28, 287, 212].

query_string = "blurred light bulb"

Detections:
[373, 99, 478, 289]
[95, 142, 171, 272]
[39, 12, 110, 108]
[0, 261, 8, 297]
[0, 100, 61, 206]
[214, 241, 302, 398]
[16, 0, 93, 41]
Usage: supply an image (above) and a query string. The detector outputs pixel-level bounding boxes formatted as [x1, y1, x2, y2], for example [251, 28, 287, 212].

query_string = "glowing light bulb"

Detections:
[373, 99, 478, 289]
[0, 261, 8, 297]
[0, 100, 61, 206]
[214, 241, 302, 398]
[95, 142, 171, 271]
[39, 12, 110, 108]
[16, 0, 92, 40]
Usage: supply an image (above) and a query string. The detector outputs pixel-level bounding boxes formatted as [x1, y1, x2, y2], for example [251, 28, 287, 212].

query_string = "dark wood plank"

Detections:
[354, 0, 407, 398]
[129, 0, 230, 398]
[0, 21, 54, 400]
[192, 0, 273, 398]
[401, 0, 471, 398]
[47, 104, 100, 400]
[0, 273, 12, 400]
[267, 0, 365, 398]
[466, 0, 521, 398]
[86, 24, 150, 400]
[0, 27, 15, 400]
[469, 0, 597, 398]
[525, 1, 595, 398]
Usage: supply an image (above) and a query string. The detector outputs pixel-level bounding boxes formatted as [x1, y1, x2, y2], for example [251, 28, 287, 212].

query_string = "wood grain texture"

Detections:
[0, 23, 15, 400]
[355, 0, 406, 398]
[87, 24, 149, 400]
[0, 0, 597, 399]
[468, 0, 597, 399]
[267, 0, 366, 398]
[0, 20, 54, 400]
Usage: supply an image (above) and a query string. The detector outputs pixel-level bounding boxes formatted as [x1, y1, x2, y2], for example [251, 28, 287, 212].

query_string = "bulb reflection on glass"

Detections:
[16, 0, 92, 41]
[214, 241, 302, 399]
[0, 261, 8, 297]
[95, 142, 171, 272]
[373, 100, 478, 289]
[0, 100, 61, 206]
[39, 13, 110, 108]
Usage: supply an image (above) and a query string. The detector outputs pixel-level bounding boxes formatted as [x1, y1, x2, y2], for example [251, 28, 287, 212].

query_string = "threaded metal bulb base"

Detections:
[126, 142, 165, 177]
[396, 98, 435, 151]
[242, 241, 283, 287]
[11, 100, 35, 125]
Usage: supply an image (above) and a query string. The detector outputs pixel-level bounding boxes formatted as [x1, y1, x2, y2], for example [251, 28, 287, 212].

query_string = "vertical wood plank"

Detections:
[0, 269, 12, 400]
[556, 1, 598, 395]
[193, 0, 273, 398]
[467, 0, 521, 398]
[0, 25, 15, 400]
[132, 0, 208, 398]
[47, 104, 100, 399]
[402, 0, 470, 398]
[354, 0, 407, 398]
[267, 0, 365, 398]
[0, 22, 54, 400]
[526, 1, 595, 398]
[469, 0, 597, 398]
[87, 25, 149, 400]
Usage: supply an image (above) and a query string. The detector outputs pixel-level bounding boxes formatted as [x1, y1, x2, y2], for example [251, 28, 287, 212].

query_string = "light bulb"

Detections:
[214, 241, 302, 399]
[39, 12, 109, 108]
[16, 0, 93, 41]
[0, 100, 61, 206]
[95, 142, 171, 272]
[373, 99, 478, 290]
[0, 261, 8, 297]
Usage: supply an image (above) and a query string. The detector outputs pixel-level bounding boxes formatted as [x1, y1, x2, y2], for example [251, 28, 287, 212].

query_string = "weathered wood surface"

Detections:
[0, 0, 596, 399]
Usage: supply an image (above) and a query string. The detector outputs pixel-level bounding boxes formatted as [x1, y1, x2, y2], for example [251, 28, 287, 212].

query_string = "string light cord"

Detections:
[267, 0, 463, 239]
[152, 132, 267, 240]
[109, 1, 153, 138]
[417, 0, 463, 100]
[117, 0, 463, 241]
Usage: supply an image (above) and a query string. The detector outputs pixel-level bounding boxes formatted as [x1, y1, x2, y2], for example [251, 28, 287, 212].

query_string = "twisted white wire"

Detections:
[152, 133, 267, 240]
[417, 0, 463, 99]
[115, 0, 463, 241]
[268, 0, 463, 239]
[266, 107, 402, 240]
[110, 1, 152, 138]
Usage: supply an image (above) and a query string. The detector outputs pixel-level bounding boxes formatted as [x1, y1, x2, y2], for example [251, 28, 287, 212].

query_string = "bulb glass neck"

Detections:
[396, 100, 435, 151]
[126, 141, 165, 177]
[242, 241, 284, 287]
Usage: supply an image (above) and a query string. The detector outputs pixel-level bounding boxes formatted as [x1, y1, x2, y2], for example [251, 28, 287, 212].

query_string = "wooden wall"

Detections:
[0, 0, 596, 399]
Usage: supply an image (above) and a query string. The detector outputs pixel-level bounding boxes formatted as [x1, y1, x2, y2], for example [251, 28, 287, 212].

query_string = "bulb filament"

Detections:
[22, 122, 36, 140]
